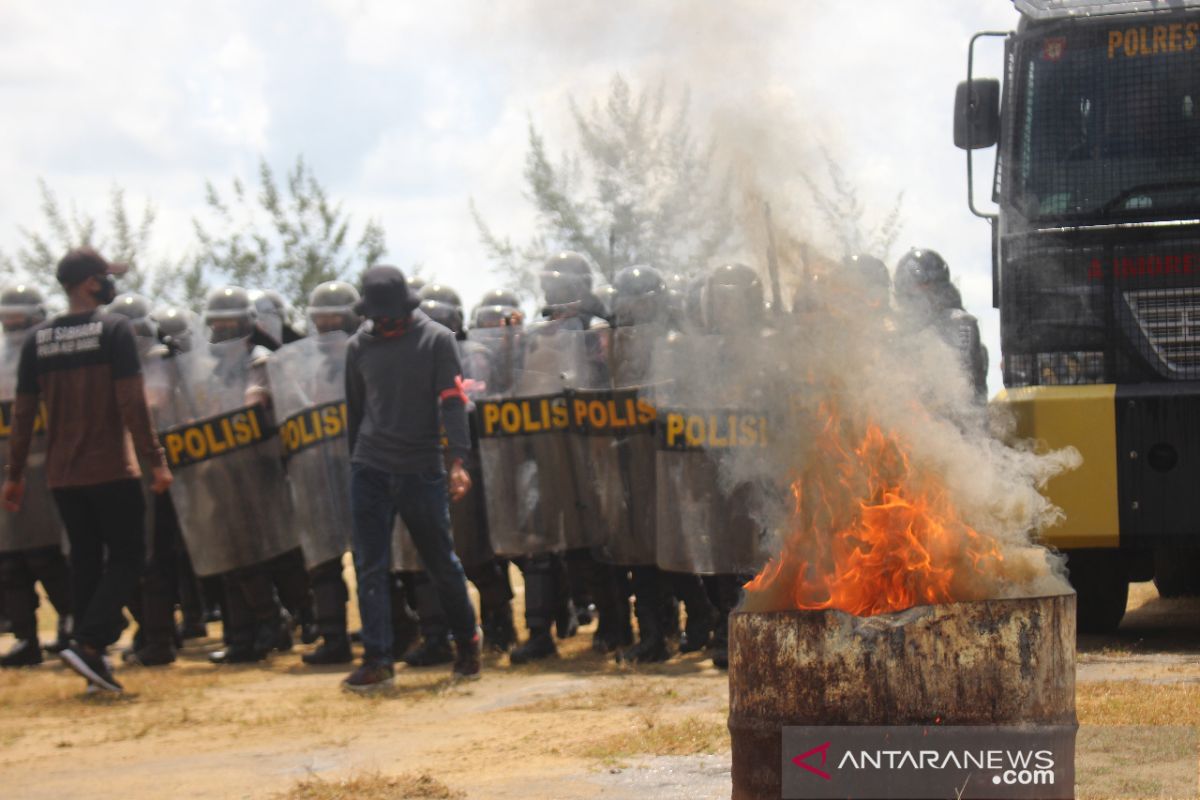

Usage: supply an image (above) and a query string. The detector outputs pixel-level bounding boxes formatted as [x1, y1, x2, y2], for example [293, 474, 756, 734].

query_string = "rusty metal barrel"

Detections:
[727, 593, 1077, 799]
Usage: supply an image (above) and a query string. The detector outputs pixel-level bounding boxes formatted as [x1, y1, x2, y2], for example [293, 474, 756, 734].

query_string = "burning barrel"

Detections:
[727, 593, 1077, 799]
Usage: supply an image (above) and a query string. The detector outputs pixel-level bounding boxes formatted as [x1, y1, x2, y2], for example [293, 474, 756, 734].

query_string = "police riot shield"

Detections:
[147, 340, 298, 577]
[0, 331, 62, 555]
[266, 333, 351, 571]
[392, 336, 497, 571]
[653, 334, 770, 575]
[473, 325, 572, 557]
[567, 325, 662, 565]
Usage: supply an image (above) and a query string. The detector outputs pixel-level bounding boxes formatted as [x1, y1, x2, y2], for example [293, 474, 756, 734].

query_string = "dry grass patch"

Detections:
[582, 713, 728, 762]
[509, 681, 686, 714]
[1077, 681, 1200, 726]
[275, 772, 463, 800]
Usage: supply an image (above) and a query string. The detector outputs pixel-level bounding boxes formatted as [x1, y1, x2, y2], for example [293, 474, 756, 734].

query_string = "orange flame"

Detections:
[743, 408, 1006, 616]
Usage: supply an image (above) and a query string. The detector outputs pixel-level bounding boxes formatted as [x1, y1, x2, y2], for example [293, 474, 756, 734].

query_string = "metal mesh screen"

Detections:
[1001, 14, 1200, 386]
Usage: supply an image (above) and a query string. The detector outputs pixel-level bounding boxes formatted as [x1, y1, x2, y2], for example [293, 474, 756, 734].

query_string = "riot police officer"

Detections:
[415, 287, 519, 653]
[894, 248, 988, 401]
[106, 293, 185, 666]
[0, 285, 72, 667]
[509, 251, 626, 663]
[178, 287, 309, 664]
[277, 281, 362, 665]
[608, 266, 717, 664]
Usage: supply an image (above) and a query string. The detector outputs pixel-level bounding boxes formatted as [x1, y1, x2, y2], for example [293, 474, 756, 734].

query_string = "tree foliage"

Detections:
[0, 180, 183, 302]
[472, 74, 734, 298]
[192, 156, 386, 309]
[802, 148, 905, 263]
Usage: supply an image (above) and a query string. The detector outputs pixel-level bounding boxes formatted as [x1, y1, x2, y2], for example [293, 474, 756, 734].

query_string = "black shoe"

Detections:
[275, 613, 294, 652]
[122, 641, 176, 667]
[302, 635, 353, 666]
[179, 621, 208, 641]
[209, 645, 265, 665]
[617, 636, 671, 665]
[349, 629, 363, 644]
[2, 639, 43, 668]
[510, 630, 557, 664]
[60, 644, 123, 692]
[402, 636, 454, 667]
[452, 629, 482, 681]
[341, 660, 394, 695]
[555, 599, 579, 640]
[679, 607, 715, 654]
[481, 607, 517, 654]
[575, 603, 595, 628]
[710, 645, 728, 670]
[301, 623, 320, 646]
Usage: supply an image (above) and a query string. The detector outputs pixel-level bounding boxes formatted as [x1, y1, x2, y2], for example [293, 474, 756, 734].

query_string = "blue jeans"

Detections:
[350, 462, 476, 663]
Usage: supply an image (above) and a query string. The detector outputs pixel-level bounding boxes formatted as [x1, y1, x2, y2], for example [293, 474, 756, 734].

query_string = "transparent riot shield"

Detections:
[566, 325, 664, 565]
[266, 333, 351, 571]
[473, 325, 571, 557]
[652, 334, 771, 575]
[0, 331, 63, 554]
[392, 333, 507, 571]
[147, 340, 298, 577]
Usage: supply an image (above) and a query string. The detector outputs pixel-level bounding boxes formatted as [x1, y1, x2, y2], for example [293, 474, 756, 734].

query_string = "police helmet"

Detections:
[540, 251, 594, 306]
[308, 281, 362, 335]
[248, 288, 304, 343]
[153, 306, 195, 352]
[419, 283, 463, 309]
[703, 263, 763, 333]
[407, 276, 427, 296]
[108, 292, 157, 339]
[479, 288, 521, 309]
[0, 284, 47, 332]
[844, 254, 892, 307]
[894, 249, 950, 301]
[471, 304, 521, 329]
[594, 284, 618, 317]
[204, 285, 257, 343]
[612, 265, 667, 327]
[420, 298, 465, 335]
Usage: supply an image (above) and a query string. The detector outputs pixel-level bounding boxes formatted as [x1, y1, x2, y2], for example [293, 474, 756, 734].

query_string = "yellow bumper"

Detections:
[995, 385, 1119, 549]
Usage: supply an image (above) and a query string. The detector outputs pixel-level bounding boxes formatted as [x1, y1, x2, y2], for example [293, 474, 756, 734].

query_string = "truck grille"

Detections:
[1124, 288, 1200, 378]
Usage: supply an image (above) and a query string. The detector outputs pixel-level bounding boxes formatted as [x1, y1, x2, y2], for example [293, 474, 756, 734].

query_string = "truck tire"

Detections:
[1065, 549, 1128, 634]
[1152, 548, 1200, 598]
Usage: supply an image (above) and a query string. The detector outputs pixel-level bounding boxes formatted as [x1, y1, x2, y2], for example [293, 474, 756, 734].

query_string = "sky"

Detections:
[0, 0, 1020, 387]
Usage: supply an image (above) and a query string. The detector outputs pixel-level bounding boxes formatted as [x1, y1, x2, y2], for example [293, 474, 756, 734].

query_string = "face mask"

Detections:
[93, 275, 117, 305]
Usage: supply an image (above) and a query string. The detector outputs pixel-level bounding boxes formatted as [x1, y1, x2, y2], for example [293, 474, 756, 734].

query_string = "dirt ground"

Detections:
[1, 578, 1198, 799]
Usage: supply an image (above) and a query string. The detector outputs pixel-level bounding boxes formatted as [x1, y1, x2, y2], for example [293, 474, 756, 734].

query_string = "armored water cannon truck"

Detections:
[956, 0, 1200, 632]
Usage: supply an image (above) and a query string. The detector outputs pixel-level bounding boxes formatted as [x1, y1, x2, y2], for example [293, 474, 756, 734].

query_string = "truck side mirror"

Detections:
[954, 78, 1000, 150]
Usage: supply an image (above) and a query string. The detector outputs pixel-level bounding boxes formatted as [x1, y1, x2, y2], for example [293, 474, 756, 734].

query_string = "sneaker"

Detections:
[60, 644, 123, 693]
[302, 635, 353, 666]
[509, 629, 557, 664]
[341, 660, 394, 695]
[452, 629, 482, 681]
[1, 639, 44, 668]
[122, 641, 176, 667]
[402, 636, 454, 667]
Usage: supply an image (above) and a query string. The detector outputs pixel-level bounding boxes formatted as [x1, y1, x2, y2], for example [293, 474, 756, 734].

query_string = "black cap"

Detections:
[55, 247, 128, 287]
[355, 265, 422, 319]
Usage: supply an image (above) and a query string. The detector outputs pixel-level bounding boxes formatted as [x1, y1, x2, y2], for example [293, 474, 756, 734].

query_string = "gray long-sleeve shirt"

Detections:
[345, 310, 470, 474]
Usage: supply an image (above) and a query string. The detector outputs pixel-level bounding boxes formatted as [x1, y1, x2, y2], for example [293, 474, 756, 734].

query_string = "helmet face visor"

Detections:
[540, 271, 589, 306]
[613, 293, 664, 328]
[704, 283, 760, 334]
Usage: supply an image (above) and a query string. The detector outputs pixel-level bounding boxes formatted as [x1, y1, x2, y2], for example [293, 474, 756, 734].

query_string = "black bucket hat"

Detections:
[355, 265, 422, 318]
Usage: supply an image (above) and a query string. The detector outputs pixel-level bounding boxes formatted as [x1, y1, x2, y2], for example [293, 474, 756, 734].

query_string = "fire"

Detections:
[743, 410, 1007, 616]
